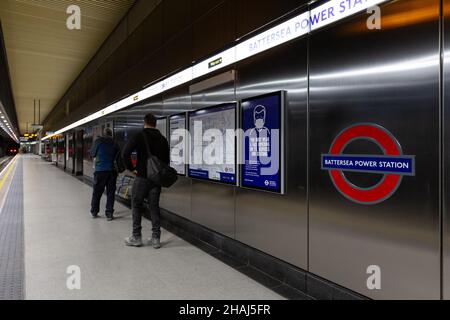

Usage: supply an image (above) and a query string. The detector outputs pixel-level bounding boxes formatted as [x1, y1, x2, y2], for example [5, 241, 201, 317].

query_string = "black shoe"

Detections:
[106, 216, 114, 221]
[125, 236, 143, 247]
[91, 214, 99, 219]
[149, 237, 161, 249]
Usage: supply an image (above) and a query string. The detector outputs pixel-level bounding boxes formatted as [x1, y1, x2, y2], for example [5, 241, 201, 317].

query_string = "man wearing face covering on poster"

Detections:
[249, 105, 271, 159]
[250, 105, 270, 134]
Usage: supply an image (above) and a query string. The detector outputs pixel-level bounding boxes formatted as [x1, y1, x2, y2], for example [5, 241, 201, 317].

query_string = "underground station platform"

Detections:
[2, 0, 450, 310]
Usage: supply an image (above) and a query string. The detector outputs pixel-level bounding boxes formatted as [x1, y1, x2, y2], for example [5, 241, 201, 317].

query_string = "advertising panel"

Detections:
[241, 92, 285, 194]
[188, 103, 237, 185]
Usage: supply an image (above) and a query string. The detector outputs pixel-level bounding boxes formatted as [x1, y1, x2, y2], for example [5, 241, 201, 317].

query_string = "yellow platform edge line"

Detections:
[0, 156, 19, 191]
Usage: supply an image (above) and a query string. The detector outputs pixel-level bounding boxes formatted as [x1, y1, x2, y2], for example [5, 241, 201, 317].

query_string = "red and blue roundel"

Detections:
[321, 124, 415, 205]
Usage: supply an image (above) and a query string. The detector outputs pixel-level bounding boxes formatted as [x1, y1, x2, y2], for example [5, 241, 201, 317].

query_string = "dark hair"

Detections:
[103, 127, 113, 137]
[144, 113, 157, 127]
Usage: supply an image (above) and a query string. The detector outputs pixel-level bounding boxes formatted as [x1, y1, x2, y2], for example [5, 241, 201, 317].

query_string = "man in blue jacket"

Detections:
[90, 127, 120, 221]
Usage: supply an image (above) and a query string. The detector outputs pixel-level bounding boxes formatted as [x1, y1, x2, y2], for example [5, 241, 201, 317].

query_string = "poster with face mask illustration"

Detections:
[241, 92, 284, 194]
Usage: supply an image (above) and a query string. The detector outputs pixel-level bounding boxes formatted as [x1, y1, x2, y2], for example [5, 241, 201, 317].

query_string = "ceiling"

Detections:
[0, 0, 135, 134]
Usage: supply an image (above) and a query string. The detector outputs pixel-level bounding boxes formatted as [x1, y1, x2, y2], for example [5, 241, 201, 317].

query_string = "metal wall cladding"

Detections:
[68, 0, 447, 299]
[444, 0, 450, 301]
[74, 130, 84, 176]
[155, 39, 308, 267]
[235, 39, 308, 269]
[190, 82, 237, 239]
[309, 0, 441, 299]
[160, 87, 193, 220]
[83, 133, 95, 180]
[57, 139, 65, 168]
[66, 134, 74, 173]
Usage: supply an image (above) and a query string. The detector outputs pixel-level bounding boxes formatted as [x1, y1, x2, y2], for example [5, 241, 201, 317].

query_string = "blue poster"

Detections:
[241, 92, 283, 193]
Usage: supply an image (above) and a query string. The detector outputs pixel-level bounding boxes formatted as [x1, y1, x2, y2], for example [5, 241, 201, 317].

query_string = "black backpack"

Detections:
[142, 132, 178, 188]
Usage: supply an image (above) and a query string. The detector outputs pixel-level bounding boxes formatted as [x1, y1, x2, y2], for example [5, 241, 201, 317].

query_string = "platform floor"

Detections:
[1, 155, 283, 300]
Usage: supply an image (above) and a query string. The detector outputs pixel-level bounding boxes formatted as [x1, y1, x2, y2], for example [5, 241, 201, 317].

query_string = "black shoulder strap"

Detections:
[142, 131, 153, 157]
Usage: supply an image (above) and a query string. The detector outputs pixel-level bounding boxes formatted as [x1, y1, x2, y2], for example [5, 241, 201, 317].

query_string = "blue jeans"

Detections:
[131, 177, 162, 238]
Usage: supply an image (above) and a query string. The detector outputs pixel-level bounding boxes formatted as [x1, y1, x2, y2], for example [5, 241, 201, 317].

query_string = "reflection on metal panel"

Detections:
[309, 0, 440, 299]
[189, 82, 236, 238]
[191, 180, 235, 238]
[235, 39, 308, 269]
[74, 130, 84, 176]
[160, 177, 192, 220]
[444, 0, 450, 301]
[160, 88, 193, 220]
[66, 134, 74, 173]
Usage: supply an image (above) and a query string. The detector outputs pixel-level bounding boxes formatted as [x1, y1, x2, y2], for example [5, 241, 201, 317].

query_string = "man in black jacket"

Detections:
[122, 113, 170, 249]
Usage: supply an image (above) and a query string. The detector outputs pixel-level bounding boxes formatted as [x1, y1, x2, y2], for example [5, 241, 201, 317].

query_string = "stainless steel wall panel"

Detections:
[163, 87, 193, 115]
[309, 0, 440, 299]
[161, 177, 192, 220]
[190, 82, 236, 238]
[235, 39, 308, 269]
[190, 181, 235, 238]
[160, 87, 193, 220]
[66, 133, 74, 173]
[75, 130, 84, 176]
[443, 0, 450, 301]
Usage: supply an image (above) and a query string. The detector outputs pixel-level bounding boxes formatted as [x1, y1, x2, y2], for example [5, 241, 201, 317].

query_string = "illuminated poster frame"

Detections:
[169, 113, 188, 176]
[240, 91, 286, 194]
[188, 103, 238, 186]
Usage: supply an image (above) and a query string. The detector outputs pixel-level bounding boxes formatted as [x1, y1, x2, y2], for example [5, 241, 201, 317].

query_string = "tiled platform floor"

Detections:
[19, 155, 284, 300]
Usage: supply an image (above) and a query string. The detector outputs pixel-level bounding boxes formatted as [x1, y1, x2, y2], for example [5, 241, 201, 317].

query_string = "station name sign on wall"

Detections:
[321, 124, 416, 205]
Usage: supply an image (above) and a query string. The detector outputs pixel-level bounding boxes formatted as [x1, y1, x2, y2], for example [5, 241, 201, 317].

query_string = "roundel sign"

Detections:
[321, 124, 415, 205]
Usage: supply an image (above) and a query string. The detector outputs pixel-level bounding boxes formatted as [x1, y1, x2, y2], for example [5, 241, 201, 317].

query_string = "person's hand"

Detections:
[125, 169, 136, 177]
[132, 170, 138, 177]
